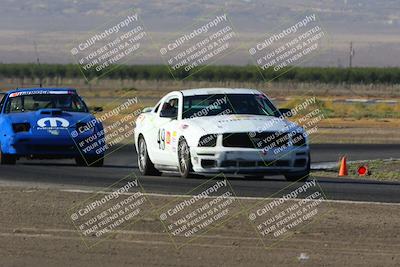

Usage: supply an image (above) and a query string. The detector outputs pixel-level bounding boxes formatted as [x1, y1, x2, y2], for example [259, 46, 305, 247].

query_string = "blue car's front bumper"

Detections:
[2, 132, 104, 159]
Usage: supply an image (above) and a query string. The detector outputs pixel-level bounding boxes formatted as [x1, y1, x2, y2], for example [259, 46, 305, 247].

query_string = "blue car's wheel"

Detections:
[75, 156, 104, 167]
[89, 157, 104, 167]
[75, 156, 86, 166]
[0, 149, 16, 165]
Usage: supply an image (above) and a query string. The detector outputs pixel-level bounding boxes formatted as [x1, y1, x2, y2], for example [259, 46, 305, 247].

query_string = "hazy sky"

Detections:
[0, 0, 399, 66]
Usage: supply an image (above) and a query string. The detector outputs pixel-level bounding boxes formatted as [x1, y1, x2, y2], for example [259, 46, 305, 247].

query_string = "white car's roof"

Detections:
[180, 88, 262, 96]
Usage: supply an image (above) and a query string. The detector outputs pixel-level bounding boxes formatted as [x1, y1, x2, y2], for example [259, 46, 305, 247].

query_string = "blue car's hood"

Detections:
[5, 109, 98, 134]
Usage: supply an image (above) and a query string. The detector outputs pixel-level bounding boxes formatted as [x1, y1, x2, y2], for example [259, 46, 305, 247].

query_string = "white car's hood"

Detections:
[185, 114, 300, 134]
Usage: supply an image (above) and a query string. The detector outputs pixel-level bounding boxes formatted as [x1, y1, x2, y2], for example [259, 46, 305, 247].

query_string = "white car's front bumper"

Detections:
[191, 145, 309, 174]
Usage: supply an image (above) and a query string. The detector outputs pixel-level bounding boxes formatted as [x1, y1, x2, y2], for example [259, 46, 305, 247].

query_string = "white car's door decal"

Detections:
[157, 128, 166, 150]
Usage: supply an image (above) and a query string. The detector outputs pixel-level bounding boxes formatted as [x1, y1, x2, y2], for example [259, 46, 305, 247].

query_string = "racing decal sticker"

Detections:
[180, 123, 189, 130]
[166, 131, 171, 144]
[157, 128, 166, 150]
[37, 117, 70, 129]
[171, 131, 178, 152]
[9, 90, 73, 97]
[48, 130, 60, 136]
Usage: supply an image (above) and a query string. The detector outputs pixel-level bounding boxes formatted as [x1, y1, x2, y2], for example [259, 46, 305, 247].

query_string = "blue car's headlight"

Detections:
[76, 122, 95, 135]
[12, 123, 31, 133]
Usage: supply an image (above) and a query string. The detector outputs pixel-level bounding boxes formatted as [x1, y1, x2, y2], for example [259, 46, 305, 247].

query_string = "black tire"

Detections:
[89, 157, 104, 167]
[138, 136, 161, 176]
[0, 149, 16, 165]
[284, 153, 310, 182]
[178, 138, 194, 178]
[245, 175, 265, 180]
[75, 156, 104, 167]
[75, 156, 86, 166]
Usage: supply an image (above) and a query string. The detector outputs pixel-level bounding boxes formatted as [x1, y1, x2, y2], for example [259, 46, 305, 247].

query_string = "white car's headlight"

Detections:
[291, 131, 307, 146]
[198, 134, 218, 147]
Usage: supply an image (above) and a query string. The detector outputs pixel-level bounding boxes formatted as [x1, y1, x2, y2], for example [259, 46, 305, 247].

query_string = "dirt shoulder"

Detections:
[0, 186, 399, 267]
[313, 159, 400, 182]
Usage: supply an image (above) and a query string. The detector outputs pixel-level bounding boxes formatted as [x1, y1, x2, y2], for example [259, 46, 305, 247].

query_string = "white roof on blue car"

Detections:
[180, 88, 261, 96]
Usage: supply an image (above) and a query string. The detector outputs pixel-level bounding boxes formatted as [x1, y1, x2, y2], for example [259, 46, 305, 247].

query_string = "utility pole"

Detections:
[33, 41, 43, 88]
[349, 41, 355, 68]
[347, 41, 356, 93]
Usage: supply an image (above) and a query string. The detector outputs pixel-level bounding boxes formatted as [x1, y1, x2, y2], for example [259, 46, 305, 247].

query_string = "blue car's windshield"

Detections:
[5, 94, 88, 113]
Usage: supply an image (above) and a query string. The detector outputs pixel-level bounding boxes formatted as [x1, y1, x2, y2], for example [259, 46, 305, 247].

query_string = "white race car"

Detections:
[134, 88, 310, 181]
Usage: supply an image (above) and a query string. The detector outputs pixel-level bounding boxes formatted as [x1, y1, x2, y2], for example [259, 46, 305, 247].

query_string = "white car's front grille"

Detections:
[220, 160, 291, 168]
[222, 132, 292, 149]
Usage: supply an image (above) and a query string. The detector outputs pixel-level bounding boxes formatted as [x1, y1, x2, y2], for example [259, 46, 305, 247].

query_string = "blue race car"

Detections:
[0, 88, 105, 166]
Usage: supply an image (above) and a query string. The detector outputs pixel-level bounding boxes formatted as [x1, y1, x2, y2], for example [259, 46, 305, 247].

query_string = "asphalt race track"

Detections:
[0, 144, 399, 203]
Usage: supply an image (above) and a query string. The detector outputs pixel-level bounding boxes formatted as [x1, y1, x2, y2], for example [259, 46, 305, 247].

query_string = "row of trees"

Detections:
[1, 63, 400, 84]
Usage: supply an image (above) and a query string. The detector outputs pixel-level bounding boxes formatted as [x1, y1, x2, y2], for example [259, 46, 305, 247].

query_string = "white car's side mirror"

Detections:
[279, 108, 293, 117]
[141, 107, 153, 113]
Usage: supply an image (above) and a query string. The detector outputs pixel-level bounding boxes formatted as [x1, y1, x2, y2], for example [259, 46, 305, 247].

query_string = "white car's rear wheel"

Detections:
[178, 138, 193, 178]
[138, 136, 161, 176]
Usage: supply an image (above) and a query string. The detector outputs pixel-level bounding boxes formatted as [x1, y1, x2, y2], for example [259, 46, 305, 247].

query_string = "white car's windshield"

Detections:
[5, 94, 88, 113]
[182, 93, 279, 119]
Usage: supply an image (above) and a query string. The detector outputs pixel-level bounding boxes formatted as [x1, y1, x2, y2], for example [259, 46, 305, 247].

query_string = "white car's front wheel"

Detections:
[178, 138, 193, 178]
[284, 153, 310, 182]
[138, 136, 161, 176]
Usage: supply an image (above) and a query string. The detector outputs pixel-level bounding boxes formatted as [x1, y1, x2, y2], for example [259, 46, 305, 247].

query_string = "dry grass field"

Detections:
[1, 78, 399, 144]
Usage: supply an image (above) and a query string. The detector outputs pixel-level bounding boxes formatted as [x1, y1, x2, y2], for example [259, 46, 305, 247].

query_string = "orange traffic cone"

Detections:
[338, 156, 348, 176]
